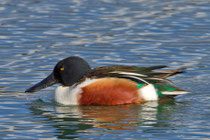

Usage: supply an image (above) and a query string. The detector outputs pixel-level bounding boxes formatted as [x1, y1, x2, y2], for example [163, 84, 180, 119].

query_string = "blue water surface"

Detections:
[0, 0, 210, 139]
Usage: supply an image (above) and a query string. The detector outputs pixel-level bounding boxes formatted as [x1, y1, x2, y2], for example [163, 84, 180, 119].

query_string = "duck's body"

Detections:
[26, 56, 189, 105]
[55, 78, 140, 105]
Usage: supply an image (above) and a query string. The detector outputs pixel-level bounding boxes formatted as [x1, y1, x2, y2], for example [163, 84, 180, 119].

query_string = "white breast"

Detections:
[55, 78, 99, 105]
[55, 86, 81, 105]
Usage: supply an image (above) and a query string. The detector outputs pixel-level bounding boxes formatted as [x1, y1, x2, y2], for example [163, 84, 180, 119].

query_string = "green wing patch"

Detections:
[154, 84, 178, 91]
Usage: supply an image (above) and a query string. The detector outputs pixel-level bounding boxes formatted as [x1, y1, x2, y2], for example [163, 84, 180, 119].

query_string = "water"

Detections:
[0, 0, 210, 139]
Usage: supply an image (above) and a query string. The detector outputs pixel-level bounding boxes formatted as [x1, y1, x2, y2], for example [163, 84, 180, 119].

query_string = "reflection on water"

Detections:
[29, 100, 178, 139]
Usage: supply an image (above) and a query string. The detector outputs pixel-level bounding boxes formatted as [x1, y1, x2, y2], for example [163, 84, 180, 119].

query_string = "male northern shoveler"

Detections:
[25, 56, 189, 105]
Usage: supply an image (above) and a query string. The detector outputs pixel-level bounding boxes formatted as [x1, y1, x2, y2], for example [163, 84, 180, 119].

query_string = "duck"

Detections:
[25, 56, 189, 105]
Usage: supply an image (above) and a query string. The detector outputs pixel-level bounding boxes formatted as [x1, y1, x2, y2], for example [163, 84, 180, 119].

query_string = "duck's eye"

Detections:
[60, 67, 64, 71]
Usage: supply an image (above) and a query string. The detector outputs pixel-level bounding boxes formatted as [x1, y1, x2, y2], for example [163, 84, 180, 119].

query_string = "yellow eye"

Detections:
[60, 67, 64, 71]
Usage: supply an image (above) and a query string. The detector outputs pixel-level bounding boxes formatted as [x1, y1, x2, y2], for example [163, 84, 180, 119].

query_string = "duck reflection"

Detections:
[29, 100, 176, 139]
[55, 102, 160, 130]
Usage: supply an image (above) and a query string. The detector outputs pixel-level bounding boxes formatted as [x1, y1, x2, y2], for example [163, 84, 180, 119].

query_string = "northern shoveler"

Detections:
[25, 56, 189, 105]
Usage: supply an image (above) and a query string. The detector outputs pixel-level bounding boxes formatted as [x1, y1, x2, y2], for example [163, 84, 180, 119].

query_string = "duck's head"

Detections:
[25, 56, 91, 93]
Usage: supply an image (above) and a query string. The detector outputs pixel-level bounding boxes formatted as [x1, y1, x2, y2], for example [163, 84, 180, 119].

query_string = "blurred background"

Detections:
[0, 0, 209, 139]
